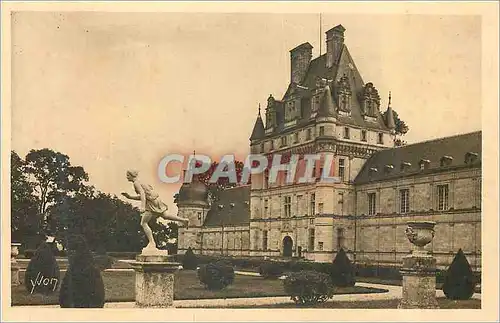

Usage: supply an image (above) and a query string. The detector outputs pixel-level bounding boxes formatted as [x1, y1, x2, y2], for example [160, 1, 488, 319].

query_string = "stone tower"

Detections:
[176, 173, 210, 254]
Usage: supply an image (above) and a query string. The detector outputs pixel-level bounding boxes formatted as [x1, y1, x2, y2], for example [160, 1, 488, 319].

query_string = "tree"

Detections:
[330, 248, 356, 287]
[59, 234, 105, 308]
[24, 241, 60, 295]
[442, 249, 477, 300]
[11, 151, 39, 244]
[24, 149, 89, 235]
[382, 109, 409, 147]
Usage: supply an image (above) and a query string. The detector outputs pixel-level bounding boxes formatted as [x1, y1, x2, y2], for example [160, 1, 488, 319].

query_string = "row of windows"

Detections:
[263, 193, 317, 217]
[260, 127, 385, 152]
[261, 227, 345, 252]
[366, 184, 450, 215]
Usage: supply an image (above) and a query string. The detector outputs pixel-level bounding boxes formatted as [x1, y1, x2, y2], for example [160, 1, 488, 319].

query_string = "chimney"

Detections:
[290, 42, 313, 84]
[326, 24, 346, 68]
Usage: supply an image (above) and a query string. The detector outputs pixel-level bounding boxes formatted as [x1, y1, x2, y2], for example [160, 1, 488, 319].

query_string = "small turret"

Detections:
[249, 105, 265, 141]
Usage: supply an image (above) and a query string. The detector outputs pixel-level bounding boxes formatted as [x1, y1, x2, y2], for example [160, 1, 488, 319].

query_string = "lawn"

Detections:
[12, 270, 387, 306]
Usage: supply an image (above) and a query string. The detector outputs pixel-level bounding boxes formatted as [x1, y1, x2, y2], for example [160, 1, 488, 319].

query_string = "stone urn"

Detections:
[11, 243, 21, 262]
[405, 221, 436, 255]
[11, 243, 22, 286]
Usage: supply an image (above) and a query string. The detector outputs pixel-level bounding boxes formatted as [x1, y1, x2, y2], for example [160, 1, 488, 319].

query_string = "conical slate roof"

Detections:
[250, 107, 265, 140]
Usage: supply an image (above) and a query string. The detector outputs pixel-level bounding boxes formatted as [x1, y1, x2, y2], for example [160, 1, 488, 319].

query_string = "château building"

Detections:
[177, 25, 482, 270]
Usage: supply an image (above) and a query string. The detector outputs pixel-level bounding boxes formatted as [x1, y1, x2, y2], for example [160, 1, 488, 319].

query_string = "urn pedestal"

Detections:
[11, 243, 21, 286]
[124, 248, 180, 308]
[398, 221, 439, 309]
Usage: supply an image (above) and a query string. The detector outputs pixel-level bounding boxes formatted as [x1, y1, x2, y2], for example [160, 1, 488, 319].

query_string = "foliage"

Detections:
[442, 249, 477, 300]
[59, 234, 105, 308]
[259, 262, 284, 279]
[331, 248, 356, 287]
[24, 149, 89, 228]
[11, 151, 40, 245]
[197, 261, 235, 290]
[182, 247, 199, 270]
[382, 109, 409, 147]
[24, 242, 60, 295]
[93, 254, 115, 271]
[283, 270, 334, 305]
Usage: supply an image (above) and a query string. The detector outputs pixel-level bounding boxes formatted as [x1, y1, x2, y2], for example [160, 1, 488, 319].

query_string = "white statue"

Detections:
[121, 170, 189, 253]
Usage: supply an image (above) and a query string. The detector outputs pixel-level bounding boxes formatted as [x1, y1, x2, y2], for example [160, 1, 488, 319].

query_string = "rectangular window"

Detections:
[368, 193, 376, 215]
[270, 140, 274, 150]
[294, 132, 299, 143]
[344, 127, 350, 139]
[263, 230, 268, 251]
[318, 203, 324, 214]
[437, 184, 449, 211]
[197, 212, 202, 220]
[378, 133, 384, 144]
[400, 189, 410, 213]
[281, 136, 287, 147]
[260, 143, 264, 153]
[306, 129, 312, 140]
[337, 228, 345, 250]
[361, 130, 367, 141]
[338, 158, 345, 182]
[318, 242, 324, 251]
[284, 196, 292, 217]
[264, 199, 269, 217]
[308, 228, 315, 251]
[297, 195, 302, 216]
[319, 126, 325, 136]
[310, 193, 316, 215]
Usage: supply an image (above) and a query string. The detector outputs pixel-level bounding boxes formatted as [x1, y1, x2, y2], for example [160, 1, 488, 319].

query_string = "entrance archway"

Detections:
[282, 236, 293, 257]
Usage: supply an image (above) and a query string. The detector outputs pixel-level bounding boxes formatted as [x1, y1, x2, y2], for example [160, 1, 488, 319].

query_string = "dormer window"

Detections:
[337, 74, 352, 112]
[270, 140, 274, 150]
[465, 152, 479, 164]
[419, 159, 430, 170]
[260, 143, 264, 153]
[400, 162, 412, 171]
[384, 164, 394, 173]
[218, 204, 224, 209]
[440, 156, 453, 167]
[361, 82, 381, 117]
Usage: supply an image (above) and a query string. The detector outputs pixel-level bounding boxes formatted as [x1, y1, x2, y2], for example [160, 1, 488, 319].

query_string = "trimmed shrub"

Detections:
[182, 247, 198, 270]
[443, 249, 477, 300]
[283, 270, 334, 305]
[24, 249, 36, 259]
[331, 248, 356, 287]
[197, 261, 235, 290]
[93, 254, 115, 271]
[24, 242, 60, 295]
[59, 235, 105, 308]
[258, 262, 284, 279]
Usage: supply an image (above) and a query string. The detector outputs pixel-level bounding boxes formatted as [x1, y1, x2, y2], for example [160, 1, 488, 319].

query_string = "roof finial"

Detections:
[388, 91, 392, 107]
[258, 103, 261, 116]
[193, 150, 196, 157]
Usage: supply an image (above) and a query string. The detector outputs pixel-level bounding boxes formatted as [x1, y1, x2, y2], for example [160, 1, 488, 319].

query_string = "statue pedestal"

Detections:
[126, 248, 180, 308]
[11, 243, 21, 286]
[398, 252, 439, 309]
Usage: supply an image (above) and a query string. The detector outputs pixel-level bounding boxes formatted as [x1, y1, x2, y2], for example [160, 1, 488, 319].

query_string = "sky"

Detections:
[11, 12, 482, 214]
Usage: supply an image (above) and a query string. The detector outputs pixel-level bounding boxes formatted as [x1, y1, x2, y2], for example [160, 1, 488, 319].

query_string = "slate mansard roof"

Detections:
[274, 30, 391, 133]
[354, 131, 482, 184]
[203, 185, 251, 227]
